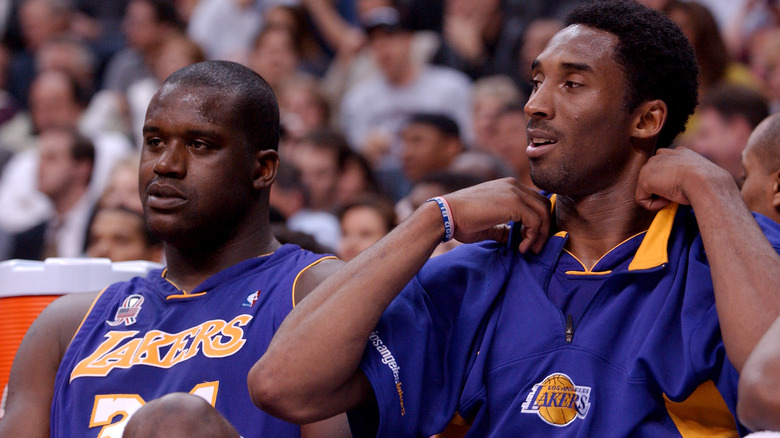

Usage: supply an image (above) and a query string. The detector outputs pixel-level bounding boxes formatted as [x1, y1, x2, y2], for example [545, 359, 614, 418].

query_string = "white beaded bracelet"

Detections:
[427, 196, 455, 242]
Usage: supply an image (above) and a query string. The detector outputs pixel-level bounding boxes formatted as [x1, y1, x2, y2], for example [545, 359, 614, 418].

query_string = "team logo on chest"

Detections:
[107, 294, 145, 326]
[521, 373, 592, 426]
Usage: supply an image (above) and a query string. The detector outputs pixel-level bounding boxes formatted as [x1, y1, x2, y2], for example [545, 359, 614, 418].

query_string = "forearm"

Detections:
[738, 315, 780, 431]
[687, 173, 780, 371]
[301, 0, 356, 52]
[250, 202, 445, 421]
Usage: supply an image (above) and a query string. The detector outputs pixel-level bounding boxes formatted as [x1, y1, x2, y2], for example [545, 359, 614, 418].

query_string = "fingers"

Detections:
[513, 184, 552, 254]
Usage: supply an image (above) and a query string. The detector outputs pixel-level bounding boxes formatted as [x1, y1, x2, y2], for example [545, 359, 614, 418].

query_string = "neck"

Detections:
[162, 219, 280, 293]
[554, 178, 655, 269]
[388, 63, 418, 86]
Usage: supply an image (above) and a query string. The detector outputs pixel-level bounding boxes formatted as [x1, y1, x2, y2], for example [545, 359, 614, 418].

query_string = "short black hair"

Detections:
[406, 113, 461, 139]
[700, 84, 769, 129]
[164, 60, 280, 152]
[565, 0, 699, 148]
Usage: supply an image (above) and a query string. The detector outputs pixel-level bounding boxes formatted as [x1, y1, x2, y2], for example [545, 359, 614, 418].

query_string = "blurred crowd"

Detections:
[0, 0, 777, 264]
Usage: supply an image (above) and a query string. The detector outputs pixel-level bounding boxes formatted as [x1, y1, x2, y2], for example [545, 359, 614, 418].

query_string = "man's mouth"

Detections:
[529, 137, 558, 147]
[146, 183, 187, 210]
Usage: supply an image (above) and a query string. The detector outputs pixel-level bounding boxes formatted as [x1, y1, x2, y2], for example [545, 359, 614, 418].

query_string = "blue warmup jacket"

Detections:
[350, 203, 780, 437]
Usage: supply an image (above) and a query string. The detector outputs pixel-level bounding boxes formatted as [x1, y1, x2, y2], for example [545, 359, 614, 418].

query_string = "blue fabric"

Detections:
[51, 244, 332, 438]
[349, 206, 780, 437]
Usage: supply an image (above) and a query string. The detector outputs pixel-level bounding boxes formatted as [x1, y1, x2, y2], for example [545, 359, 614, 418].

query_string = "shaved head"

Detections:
[746, 113, 780, 173]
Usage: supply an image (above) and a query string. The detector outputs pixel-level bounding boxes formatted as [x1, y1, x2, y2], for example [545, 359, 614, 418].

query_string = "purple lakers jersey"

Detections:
[51, 244, 334, 438]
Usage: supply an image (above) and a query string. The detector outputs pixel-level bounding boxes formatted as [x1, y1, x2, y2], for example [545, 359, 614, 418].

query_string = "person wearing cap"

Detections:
[339, 5, 473, 176]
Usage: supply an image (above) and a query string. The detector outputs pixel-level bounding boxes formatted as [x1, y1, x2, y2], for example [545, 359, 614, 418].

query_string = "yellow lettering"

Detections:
[203, 316, 251, 357]
[71, 331, 139, 380]
[182, 321, 222, 361]
[132, 330, 167, 365]
[160, 327, 199, 367]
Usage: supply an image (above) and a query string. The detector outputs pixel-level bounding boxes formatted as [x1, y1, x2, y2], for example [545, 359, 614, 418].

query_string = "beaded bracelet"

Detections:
[427, 196, 455, 242]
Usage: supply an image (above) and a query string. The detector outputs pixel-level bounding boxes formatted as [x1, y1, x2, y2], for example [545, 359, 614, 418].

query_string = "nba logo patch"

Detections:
[243, 291, 260, 307]
[521, 373, 592, 426]
[107, 294, 144, 327]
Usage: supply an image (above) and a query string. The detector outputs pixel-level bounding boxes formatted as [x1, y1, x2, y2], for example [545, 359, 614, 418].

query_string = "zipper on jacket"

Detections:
[565, 314, 574, 343]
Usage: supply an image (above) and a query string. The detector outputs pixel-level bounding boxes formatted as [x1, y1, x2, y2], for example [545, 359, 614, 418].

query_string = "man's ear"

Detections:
[252, 149, 279, 191]
[772, 170, 780, 210]
[632, 99, 668, 141]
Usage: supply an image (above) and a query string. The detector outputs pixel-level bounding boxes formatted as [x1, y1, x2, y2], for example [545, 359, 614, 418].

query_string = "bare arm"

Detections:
[0, 292, 97, 437]
[738, 314, 780, 431]
[249, 178, 551, 423]
[636, 147, 780, 371]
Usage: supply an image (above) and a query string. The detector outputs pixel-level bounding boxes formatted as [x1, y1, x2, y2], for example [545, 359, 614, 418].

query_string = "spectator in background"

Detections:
[271, 161, 341, 253]
[249, 25, 302, 95]
[740, 113, 780, 225]
[400, 112, 464, 184]
[8, 0, 73, 109]
[337, 196, 396, 261]
[277, 73, 332, 145]
[471, 75, 522, 152]
[752, 28, 780, 113]
[35, 37, 97, 97]
[85, 205, 163, 262]
[448, 150, 514, 183]
[35, 37, 131, 141]
[102, 0, 182, 95]
[431, 0, 522, 82]
[263, 3, 331, 77]
[336, 149, 381, 207]
[493, 102, 535, 188]
[0, 70, 132, 235]
[97, 156, 142, 213]
[187, 0, 262, 61]
[291, 128, 350, 214]
[691, 84, 769, 183]
[7, 128, 94, 260]
[0, 43, 18, 129]
[339, 6, 472, 170]
[665, 0, 760, 97]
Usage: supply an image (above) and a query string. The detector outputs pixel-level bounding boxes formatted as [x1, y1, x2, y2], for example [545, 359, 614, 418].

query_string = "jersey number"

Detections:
[88, 381, 219, 438]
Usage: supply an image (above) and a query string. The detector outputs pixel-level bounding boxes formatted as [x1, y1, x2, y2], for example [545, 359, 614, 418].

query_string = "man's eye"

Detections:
[189, 141, 210, 150]
[564, 81, 582, 88]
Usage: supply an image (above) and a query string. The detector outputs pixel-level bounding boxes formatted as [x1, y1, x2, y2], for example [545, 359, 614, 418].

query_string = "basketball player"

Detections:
[0, 61, 348, 437]
[250, 1, 780, 436]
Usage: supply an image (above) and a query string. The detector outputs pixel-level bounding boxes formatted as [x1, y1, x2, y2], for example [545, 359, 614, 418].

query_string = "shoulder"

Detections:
[420, 66, 473, 88]
[32, 291, 100, 354]
[342, 76, 386, 105]
[293, 257, 344, 305]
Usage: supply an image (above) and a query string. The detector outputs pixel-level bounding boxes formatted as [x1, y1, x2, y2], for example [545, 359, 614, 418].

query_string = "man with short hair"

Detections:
[400, 113, 464, 183]
[739, 113, 780, 225]
[691, 84, 770, 182]
[340, 6, 473, 165]
[0, 61, 348, 437]
[8, 128, 94, 260]
[251, 1, 780, 436]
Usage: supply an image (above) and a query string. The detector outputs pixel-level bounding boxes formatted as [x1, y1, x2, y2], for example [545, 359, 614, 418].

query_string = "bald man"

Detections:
[741, 113, 780, 224]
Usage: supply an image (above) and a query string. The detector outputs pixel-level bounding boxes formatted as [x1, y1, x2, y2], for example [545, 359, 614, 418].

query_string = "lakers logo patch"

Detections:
[107, 295, 144, 327]
[521, 373, 591, 426]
